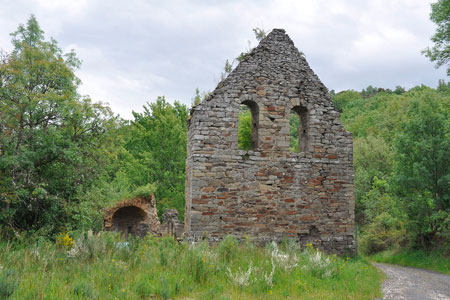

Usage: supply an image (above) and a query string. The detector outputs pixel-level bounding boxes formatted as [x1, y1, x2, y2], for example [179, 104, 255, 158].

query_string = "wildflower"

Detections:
[269, 290, 272, 294]
[226, 262, 253, 287]
[263, 259, 276, 287]
[270, 242, 298, 271]
[63, 233, 74, 248]
[302, 249, 336, 278]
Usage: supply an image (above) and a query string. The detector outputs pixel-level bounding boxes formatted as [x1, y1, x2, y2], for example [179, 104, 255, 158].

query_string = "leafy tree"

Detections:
[393, 92, 450, 247]
[126, 97, 188, 219]
[238, 106, 252, 150]
[332, 90, 362, 112]
[393, 85, 406, 95]
[289, 112, 300, 152]
[353, 135, 394, 225]
[423, 0, 450, 75]
[0, 15, 117, 237]
[335, 84, 450, 252]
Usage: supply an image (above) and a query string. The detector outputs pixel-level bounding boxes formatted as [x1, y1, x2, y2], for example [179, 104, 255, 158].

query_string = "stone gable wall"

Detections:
[185, 29, 355, 254]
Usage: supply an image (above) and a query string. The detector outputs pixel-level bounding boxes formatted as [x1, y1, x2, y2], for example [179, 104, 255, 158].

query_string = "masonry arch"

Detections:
[238, 100, 259, 150]
[290, 105, 309, 152]
[112, 206, 147, 238]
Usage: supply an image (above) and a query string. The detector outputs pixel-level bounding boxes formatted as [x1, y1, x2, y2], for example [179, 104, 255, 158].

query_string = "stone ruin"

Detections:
[185, 29, 355, 254]
[161, 209, 185, 239]
[103, 195, 161, 238]
[103, 196, 184, 239]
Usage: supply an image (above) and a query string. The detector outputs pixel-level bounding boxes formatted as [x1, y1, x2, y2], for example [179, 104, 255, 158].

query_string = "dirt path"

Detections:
[374, 263, 450, 300]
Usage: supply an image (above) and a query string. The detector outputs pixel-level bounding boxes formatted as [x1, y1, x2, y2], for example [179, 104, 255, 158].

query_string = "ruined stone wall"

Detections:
[185, 29, 355, 254]
[161, 209, 184, 239]
[103, 196, 161, 237]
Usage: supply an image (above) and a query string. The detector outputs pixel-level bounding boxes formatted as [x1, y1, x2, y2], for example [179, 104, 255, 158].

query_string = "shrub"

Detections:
[186, 241, 211, 283]
[158, 236, 178, 267]
[268, 241, 298, 271]
[135, 278, 154, 298]
[0, 267, 19, 299]
[73, 280, 97, 299]
[302, 247, 338, 278]
[67, 232, 107, 260]
[226, 262, 253, 287]
[218, 235, 238, 262]
[55, 232, 74, 249]
[157, 276, 171, 300]
[359, 212, 407, 255]
[130, 183, 157, 199]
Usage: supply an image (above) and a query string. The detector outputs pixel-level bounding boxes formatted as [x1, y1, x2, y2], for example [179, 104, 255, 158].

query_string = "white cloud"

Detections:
[0, 0, 447, 118]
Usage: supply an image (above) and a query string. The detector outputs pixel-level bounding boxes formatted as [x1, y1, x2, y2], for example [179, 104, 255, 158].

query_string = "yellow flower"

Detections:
[269, 290, 272, 294]
[63, 233, 74, 248]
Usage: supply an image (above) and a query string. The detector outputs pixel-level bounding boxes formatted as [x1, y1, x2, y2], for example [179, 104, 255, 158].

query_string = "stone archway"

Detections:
[112, 206, 146, 238]
[103, 195, 161, 237]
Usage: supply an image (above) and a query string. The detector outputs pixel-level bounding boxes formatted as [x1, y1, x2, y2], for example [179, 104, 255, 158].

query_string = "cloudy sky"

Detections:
[0, 0, 447, 119]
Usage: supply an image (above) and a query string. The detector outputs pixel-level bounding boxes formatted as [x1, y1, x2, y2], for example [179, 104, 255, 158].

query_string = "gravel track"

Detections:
[374, 263, 450, 300]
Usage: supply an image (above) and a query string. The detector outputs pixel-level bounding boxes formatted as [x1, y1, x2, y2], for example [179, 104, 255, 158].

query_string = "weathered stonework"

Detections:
[103, 195, 161, 237]
[185, 29, 355, 254]
[161, 209, 184, 239]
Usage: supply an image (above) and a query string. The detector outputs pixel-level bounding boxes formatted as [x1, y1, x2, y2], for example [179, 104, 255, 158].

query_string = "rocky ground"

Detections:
[374, 263, 450, 300]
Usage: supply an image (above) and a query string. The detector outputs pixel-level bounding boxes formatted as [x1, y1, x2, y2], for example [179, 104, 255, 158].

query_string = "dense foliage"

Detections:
[0, 16, 119, 238]
[423, 0, 450, 75]
[333, 84, 450, 253]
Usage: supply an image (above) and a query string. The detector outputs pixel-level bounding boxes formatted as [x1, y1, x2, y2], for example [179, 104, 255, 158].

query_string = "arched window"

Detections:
[238, 100, 259, 150]
[290, 106, 309, 152]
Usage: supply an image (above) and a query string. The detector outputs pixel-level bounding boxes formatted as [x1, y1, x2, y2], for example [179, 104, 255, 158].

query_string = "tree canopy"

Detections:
[423, 0, 450, 75]
[0, 15, 118, 237]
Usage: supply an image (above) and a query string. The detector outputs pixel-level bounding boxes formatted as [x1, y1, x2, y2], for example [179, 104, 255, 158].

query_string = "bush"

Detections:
[73, 280, 97, 299]
[135, 278, 155, 298]
[359, 212, 407, 255]
[218, 235, 238, 263]
[67, 232, 107, 260]
[129, 183, 157, 199]
[0, 268, 19, 299]
[185, 240, 212, 283]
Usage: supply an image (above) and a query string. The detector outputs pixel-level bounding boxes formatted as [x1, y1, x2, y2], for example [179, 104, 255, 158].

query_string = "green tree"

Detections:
[393, 93, 450, 247]
[238, 107, 252, 150]
[126, 97, 188, 219]
[0, 15, 117, 237]
[423, 0, 450, 75]
[353, 135, 394, 225]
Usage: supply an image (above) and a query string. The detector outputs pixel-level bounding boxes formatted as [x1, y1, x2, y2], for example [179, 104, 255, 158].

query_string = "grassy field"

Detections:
[0, 233, 383, 299]
[371, 249, 450, 275]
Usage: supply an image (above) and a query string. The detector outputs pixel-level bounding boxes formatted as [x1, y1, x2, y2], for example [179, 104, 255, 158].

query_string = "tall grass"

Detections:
[0, 233, 383, 299]
[371, 249, 450, 275]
